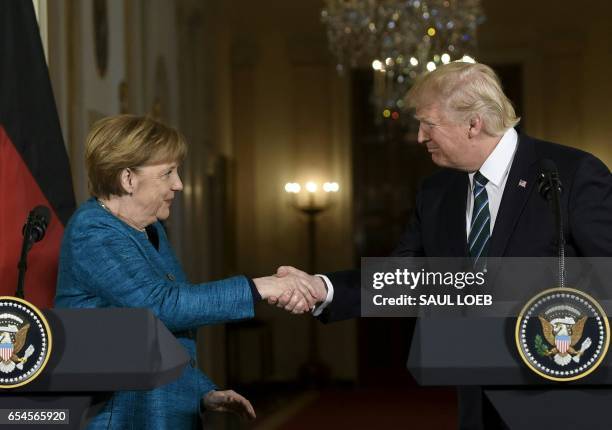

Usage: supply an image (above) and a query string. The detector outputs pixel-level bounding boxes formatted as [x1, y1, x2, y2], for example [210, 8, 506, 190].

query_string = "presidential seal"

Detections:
[0, 296, 52, 389]
[516, 288, 610, 381]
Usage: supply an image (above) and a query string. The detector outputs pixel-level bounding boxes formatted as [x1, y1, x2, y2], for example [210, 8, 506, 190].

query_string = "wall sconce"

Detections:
[284, 181, 340, 216]
[284, 180, 340, 386]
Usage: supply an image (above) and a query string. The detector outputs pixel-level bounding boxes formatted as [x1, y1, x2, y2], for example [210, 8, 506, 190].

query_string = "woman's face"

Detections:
[129, 161, 183, 224]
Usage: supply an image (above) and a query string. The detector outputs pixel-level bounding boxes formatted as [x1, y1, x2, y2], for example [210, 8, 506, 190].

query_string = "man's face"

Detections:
[415, 103, 477, 171]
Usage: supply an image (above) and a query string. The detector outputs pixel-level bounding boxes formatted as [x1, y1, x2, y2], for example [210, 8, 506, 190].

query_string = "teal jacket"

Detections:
[55, 198, 254, 429]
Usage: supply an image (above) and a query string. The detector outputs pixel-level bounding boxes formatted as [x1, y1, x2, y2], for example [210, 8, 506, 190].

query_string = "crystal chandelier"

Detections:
[321, 0, 485, 124]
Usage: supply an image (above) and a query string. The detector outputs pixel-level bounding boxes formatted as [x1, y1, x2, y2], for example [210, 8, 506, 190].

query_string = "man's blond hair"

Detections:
[405, 62, 520, 136]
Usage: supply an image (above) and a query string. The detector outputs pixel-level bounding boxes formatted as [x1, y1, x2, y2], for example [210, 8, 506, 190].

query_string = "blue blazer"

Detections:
[55, 198, 254, 429]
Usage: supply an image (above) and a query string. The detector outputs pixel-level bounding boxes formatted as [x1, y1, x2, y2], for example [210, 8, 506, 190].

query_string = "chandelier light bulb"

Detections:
[426, 61, 436, 71]
[441, 53, 451, 64]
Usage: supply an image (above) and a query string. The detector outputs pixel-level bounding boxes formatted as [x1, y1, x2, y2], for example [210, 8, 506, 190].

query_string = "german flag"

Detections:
[0, 0, 75, 307]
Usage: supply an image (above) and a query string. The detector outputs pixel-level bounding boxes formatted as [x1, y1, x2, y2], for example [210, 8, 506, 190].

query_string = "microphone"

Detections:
[16, 205, 52, 299]
[538, 159, 565, 288]
[537, 159, 562, 201]
[23, 205, 51, 244]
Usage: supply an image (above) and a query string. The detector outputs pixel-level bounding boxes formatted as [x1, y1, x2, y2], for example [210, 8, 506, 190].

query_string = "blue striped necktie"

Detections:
[468, 171, 490, 269]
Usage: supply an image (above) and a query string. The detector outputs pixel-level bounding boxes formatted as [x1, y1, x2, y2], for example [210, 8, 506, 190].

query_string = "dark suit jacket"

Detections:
[320, 133, 612, 323]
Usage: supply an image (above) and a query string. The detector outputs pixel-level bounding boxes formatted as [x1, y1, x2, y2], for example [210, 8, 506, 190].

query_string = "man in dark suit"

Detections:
[270, 62, 612, 428]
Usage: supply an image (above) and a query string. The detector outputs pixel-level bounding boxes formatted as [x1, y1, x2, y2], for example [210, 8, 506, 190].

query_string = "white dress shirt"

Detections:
[466, 127, 518, 237]
[314, 128, 519, 316]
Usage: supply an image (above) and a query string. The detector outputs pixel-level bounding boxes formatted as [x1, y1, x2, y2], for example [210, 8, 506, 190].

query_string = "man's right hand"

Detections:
[253, 271, 320, 314]
[266, 266, 328, 313]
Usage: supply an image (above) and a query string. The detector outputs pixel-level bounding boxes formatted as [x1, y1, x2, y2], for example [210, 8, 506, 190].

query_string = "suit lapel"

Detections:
[440, 172, 469, 256]
[489, 134, 538, 257]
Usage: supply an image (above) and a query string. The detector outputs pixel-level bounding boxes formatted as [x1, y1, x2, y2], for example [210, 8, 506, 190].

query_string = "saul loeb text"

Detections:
[370, 268, 492, 308]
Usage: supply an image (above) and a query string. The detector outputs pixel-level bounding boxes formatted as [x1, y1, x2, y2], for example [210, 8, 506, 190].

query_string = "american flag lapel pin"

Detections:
[518, 179, 527, 188]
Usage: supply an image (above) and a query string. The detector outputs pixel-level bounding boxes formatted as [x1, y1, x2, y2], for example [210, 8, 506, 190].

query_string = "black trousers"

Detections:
[458, 386, 509, 430]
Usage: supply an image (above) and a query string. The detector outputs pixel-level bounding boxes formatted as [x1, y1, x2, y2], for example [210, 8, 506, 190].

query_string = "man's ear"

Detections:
[119, 168, 135, 195]
[468, 115, 483, 138]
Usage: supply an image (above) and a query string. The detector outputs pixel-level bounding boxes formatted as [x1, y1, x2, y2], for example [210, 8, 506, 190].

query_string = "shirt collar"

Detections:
[469, 127, 518, 188]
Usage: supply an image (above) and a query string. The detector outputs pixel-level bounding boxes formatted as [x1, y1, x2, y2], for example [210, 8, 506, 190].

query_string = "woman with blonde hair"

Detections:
[55, 115, 318, 429]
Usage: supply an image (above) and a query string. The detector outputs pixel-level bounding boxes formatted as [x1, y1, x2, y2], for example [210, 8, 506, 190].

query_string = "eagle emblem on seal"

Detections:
[516, 288, 609, 381]
[537, 315, 592, 366]
[0, 318, 35, 374]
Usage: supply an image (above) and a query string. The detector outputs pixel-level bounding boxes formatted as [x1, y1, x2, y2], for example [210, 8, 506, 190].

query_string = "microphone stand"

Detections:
[16, 217, 35, 299]
[550, 176, 565, 289]
[15, 206, 51, 299]
[540, 167, 565, 288]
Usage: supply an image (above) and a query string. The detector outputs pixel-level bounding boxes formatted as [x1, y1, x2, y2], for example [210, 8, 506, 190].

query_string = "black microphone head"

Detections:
[27, 205, 51, 242]
[31, 205, 51, 220]
[538, 159, 562, 200]
[540, 159, 558, 176]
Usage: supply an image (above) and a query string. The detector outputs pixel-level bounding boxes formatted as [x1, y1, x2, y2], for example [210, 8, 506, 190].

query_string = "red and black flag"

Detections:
[0, 1, 76, 307]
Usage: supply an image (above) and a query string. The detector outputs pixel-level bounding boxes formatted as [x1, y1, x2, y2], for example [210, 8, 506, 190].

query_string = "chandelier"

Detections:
[321, 0, 485, 124]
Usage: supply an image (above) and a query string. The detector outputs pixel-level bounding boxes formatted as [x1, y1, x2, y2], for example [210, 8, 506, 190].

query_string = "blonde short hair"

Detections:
[405, 62, 520, 136]
[86, 114, 187, 198]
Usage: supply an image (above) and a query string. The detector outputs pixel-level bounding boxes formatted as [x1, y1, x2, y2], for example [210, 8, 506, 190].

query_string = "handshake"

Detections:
[253, 266, 327, 314]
